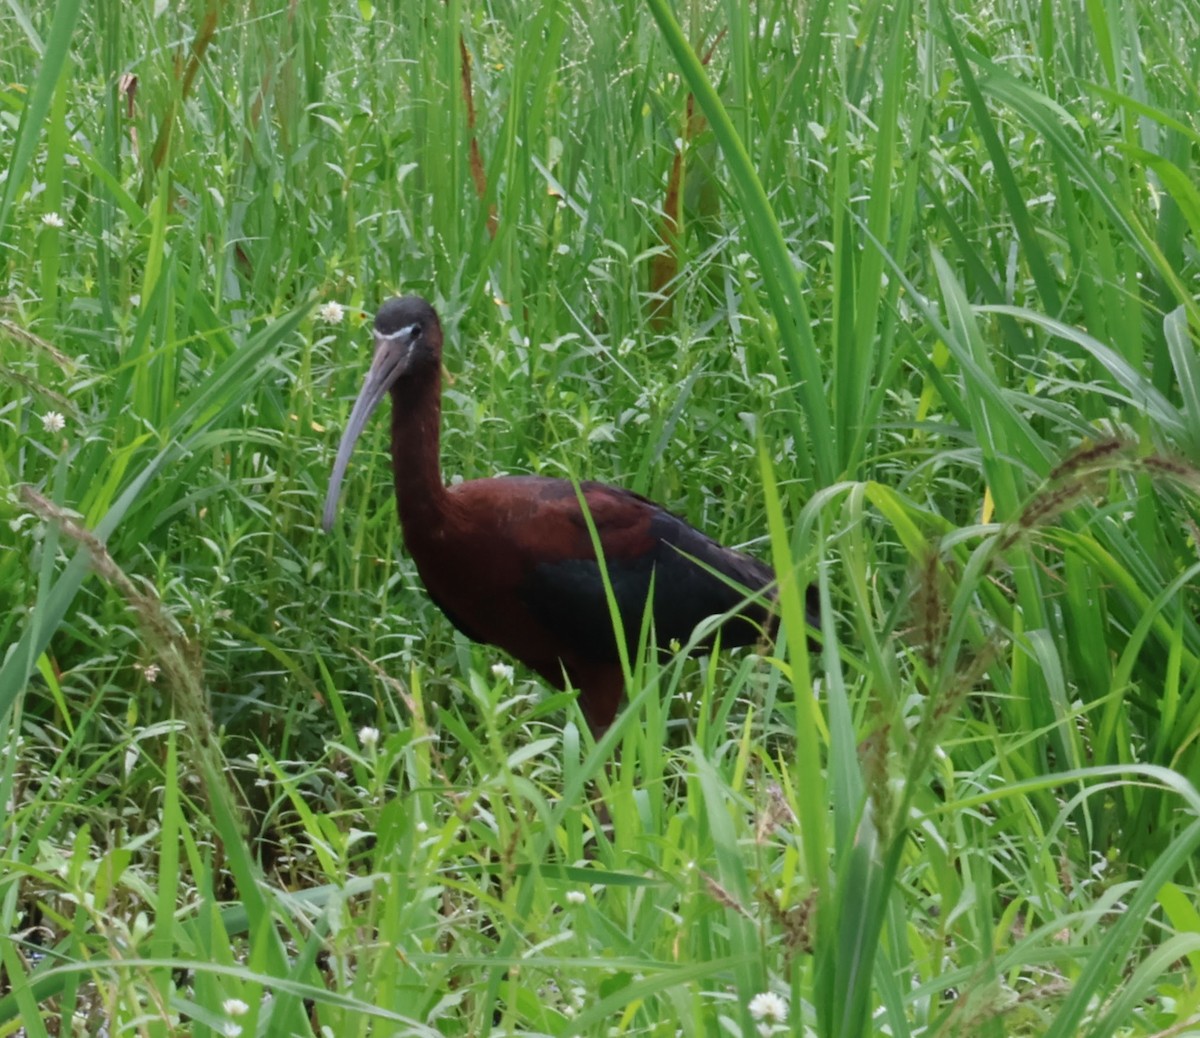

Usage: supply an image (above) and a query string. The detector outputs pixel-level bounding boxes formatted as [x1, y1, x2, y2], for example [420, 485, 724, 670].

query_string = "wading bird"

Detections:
[322, 296, 816, 734]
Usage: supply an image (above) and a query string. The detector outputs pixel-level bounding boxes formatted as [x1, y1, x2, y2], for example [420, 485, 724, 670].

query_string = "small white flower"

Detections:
[41, 411, 66, 433]
[491, 662, 514, 682]
[318, 301, 345, 324]
[41, 212, 64, 228]
[565, 889, 586, 905]
[222, 999, 249, 1017]
[221, 1023, 242, 1038]
[415, 821, 429, 834]
[748, 991, 788, 1025]
[358, 725, 379, 749]
[142, 663, 160, 684]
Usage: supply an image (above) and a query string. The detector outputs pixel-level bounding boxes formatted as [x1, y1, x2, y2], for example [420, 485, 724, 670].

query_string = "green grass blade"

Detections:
[0, 0, 83, 251]
[644, 0, 834, 485]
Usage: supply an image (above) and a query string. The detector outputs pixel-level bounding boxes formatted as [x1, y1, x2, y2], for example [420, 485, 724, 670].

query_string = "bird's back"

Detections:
[430, 475, 777, 663]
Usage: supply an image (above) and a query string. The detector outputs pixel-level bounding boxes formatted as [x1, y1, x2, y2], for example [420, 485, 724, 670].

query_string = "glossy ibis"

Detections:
[322, 296, 815, 734]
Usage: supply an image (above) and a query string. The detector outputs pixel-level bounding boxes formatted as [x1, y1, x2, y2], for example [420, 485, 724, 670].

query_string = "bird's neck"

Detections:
[389, 368, 452, 531]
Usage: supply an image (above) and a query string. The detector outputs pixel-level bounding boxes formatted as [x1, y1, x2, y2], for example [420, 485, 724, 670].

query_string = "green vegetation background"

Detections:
[2, 0, 1200, 1034]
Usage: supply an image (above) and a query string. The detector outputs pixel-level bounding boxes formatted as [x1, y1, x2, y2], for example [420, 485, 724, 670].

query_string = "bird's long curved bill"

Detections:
[321, 335, 410, 533]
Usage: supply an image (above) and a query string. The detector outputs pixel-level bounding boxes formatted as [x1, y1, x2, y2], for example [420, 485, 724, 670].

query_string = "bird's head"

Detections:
[372, 295, 442, 372]
[321, 296, 443, 532]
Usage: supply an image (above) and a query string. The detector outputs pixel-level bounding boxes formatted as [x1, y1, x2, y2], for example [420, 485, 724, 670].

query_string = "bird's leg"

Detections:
[563, 663, 628, 846]
[572, 663, 625, 738]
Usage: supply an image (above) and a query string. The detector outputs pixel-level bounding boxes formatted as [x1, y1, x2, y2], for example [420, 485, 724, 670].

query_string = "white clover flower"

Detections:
[222, 999, 249, 1017]
[358, 725, 380, 749]
[565, 889, 586, 905]
[748, 991, 788, 1024]
[491, 662, 514, 682]
[318, 301, 345, 324]
[41, 411, 66, 433]
[41, 212, 64, 228]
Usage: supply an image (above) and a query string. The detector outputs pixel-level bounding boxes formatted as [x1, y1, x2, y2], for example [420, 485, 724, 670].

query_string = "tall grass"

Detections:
[2, 0, 1199, 1034]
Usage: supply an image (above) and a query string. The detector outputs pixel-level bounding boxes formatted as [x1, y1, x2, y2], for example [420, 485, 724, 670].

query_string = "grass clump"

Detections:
[3, 0, 1200, 1034]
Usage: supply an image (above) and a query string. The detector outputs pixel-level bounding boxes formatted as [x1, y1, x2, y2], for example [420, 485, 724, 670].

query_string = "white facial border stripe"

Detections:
[376, 323, 418, 341]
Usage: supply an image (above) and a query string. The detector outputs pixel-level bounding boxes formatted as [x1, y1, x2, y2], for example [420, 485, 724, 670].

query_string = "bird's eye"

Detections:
[408, 322, 423, 338]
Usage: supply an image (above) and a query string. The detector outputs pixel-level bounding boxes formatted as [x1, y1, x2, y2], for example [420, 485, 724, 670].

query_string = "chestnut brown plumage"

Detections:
[322, 296, 816, 734]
